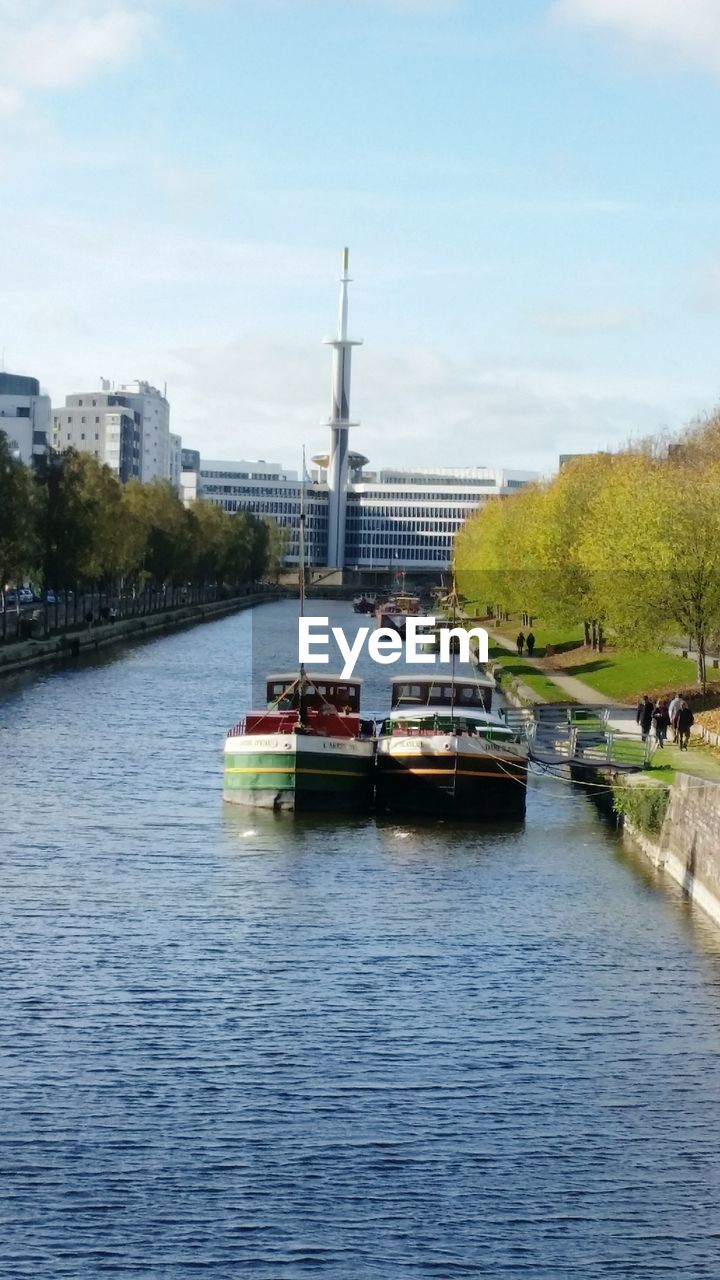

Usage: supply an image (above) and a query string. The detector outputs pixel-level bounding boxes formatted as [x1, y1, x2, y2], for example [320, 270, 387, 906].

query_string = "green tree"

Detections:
[581, 453, 720, 686]
[0, 430, 37, 589]
[188, 500, 232, 584]
[261, 517, 285, 582]
[534, 453, 616, 648]
[122, 480, 193, 584]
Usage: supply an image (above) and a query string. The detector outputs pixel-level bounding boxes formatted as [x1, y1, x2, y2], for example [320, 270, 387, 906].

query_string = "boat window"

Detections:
[392, 683, 427, 705]
[458, 685, 482, 704]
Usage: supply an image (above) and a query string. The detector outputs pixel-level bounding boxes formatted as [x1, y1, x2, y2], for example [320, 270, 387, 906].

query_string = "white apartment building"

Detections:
[53, 391, 141, 481]
[113, 381, 171, 483]
[0, 372, 51, 466]
[52, 380, 176, 484]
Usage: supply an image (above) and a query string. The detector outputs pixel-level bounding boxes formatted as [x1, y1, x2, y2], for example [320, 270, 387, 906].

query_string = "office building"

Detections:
[0, 372, 51, 466]
[53, 379, 176, 484]
[53, 390, 141, 481]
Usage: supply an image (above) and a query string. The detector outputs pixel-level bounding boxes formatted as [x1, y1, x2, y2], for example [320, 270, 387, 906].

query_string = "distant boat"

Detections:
[352, 593, 376, 614]
[375, 675, 528, 819]
[375, 592, 422, 639]
[224, 672, 375, 811]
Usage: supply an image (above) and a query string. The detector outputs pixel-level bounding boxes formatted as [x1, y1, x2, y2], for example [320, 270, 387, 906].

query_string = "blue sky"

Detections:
[3, 0, 720, 474]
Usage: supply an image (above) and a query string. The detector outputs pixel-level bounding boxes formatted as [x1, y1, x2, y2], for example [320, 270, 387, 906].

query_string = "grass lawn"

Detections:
[464, 606, 584, 656]
[476, 607, 720, 703]
[559, 649, 717, 702]
[644, 764, 676, 784]
[489, 646, 572, 703]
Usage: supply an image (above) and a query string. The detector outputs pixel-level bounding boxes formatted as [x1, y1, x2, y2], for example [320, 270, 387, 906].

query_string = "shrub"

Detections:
[613, 783, 670, 835]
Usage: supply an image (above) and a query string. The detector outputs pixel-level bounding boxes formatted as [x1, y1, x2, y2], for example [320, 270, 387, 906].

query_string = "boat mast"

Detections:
[298, 448, 308, 726]
[299, 446, 306, 627]
[450, 571, 457, 720]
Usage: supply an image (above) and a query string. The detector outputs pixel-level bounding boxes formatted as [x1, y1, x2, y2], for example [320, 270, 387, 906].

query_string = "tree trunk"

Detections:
[597, 624, 604, 653]
[591, 619, 598, 650]
[583, 619, 591, 647]
[697, 635, 707, 691]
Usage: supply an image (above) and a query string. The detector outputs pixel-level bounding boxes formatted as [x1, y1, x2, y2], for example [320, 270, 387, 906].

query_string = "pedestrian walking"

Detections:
[636, 694, 654, 742]
[652, 699, 670, 748]
[516, 631, 525, 657]
[526, 631, 536, 657]
[668, 691, 682, 741]
[675, 700, 694, 751]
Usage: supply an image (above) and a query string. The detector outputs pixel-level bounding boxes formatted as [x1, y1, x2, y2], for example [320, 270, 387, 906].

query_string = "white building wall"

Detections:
[186, 455, 537, 571]
[52, 381, 170, 482]
[345, 467, 537, 569]
[169, 432, 182, 492]
[195, 460, 321, 564]
[52, 392, 141, 481]
[115, 381, 171, 483]
[180, 469, 199, 506]
[0, 386, 50, 466]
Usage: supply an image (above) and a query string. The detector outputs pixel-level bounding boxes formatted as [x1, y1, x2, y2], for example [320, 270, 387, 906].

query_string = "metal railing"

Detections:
[0, 583, 269, 646]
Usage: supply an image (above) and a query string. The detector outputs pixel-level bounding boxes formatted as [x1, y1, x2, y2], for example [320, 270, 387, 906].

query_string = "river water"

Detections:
[2, 600, 720, 1278]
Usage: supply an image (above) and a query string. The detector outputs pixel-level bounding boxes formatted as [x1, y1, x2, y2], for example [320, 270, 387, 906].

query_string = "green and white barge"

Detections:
[224, 672, 375, 812]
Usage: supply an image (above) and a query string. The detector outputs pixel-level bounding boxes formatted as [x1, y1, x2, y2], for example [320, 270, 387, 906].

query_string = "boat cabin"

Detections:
[380, 593, 421, 615]
[390, 674, 494, 713]
[266, 673, 362, 714]
[235, 673, 368, 740]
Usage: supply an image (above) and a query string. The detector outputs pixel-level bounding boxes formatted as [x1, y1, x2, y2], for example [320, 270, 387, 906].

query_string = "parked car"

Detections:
[44, 591, 58, 605]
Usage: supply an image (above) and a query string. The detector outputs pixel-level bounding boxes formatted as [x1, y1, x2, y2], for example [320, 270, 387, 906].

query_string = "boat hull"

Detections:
[375, 734, 528, 818]
[224, 732, 375, 811]
[376, 611, 412, 638]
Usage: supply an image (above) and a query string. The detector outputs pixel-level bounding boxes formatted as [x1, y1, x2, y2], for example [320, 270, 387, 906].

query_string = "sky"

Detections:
[3, 0, 720, 475]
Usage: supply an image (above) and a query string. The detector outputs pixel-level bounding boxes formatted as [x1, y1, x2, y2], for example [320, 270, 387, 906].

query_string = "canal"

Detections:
[2, 600, 720, 1278]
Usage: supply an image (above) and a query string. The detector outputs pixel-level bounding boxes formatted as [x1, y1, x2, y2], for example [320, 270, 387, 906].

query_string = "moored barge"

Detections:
[375, 674, 528, 818]
[224, 672, 375, 811]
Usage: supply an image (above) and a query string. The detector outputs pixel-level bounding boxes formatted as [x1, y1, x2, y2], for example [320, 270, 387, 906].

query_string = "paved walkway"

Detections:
[491, 631, 616, 706]
[490, 631, 720, 784]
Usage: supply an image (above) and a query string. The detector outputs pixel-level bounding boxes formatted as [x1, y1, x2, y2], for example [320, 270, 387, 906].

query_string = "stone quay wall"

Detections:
[624, 772, 720, 928]
[0, 591, 280, 681]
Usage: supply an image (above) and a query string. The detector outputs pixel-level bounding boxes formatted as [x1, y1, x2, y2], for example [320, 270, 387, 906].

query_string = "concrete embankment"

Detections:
[0, 591, 280, 681]
[619, 773, 720, 928]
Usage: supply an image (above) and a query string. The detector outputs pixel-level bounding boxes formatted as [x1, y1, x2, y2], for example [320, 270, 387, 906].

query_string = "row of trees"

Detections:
[0, 433, 284, 593]
[454, 414, 720, 686]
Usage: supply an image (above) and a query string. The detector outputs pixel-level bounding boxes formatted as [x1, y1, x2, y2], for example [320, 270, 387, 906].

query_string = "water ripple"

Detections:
[2, 603, 720, 1277]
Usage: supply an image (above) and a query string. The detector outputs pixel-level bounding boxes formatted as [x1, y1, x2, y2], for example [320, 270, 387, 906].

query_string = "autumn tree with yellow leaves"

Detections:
[455, 420, 720, 688]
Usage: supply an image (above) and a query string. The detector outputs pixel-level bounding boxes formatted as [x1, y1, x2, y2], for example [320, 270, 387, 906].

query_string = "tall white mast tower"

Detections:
[323, 247, 362, 569]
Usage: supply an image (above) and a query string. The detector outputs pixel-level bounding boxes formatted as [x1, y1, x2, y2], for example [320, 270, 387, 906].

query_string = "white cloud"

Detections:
[157, 337, 697, 476]
[689, 260, 720, 312]
[533, 305, 646, 336]
[0, 1, 153, 116]
[552, 0, 720, 74]
[0, 210, 706, 476]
